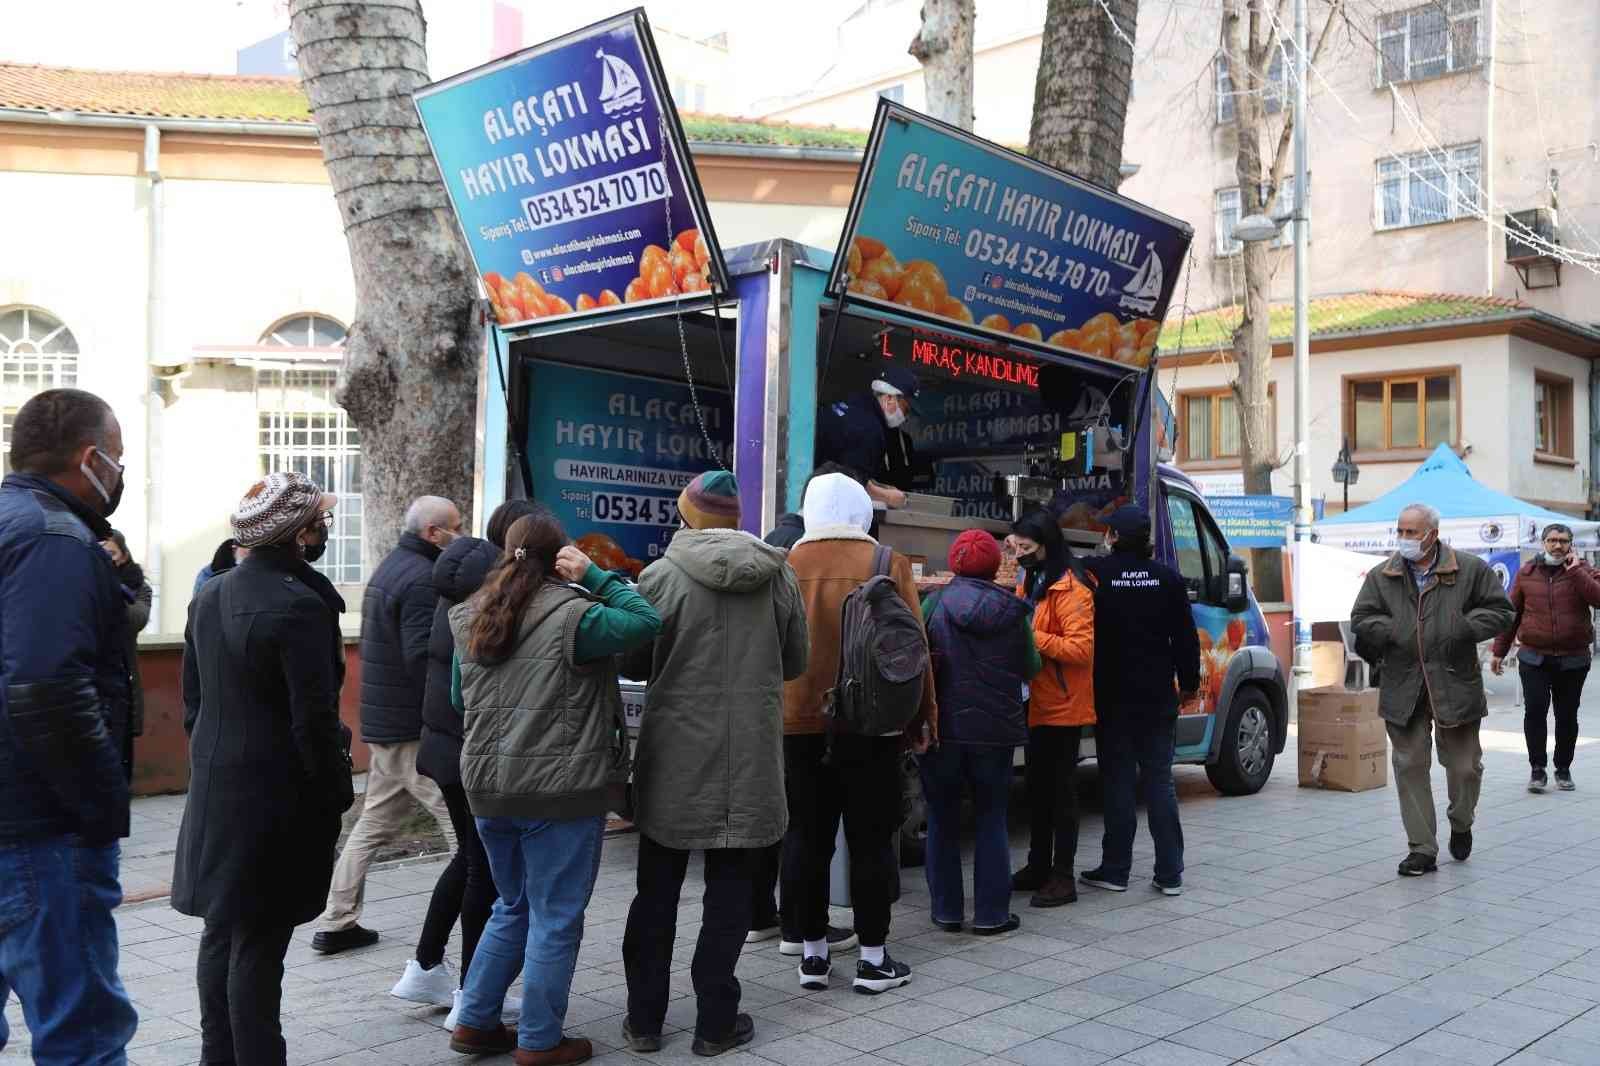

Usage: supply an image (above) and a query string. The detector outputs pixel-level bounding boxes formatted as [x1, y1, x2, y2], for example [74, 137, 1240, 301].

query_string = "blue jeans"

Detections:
[1097, 718, 1184, 886]
[920, 743, 1015, 928]
[0, 838, 138, 1065]
[461, 816, 604, 1051]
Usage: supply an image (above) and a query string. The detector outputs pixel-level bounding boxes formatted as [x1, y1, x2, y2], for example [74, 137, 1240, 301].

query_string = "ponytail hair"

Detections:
[467, 513, 567, 663]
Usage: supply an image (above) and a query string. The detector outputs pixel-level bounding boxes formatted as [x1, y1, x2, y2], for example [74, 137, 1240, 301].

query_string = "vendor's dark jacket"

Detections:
[359, 531, 442, 744]
[0, 472, 131, 844]
[172, 546, 354, 925]
[1089, 549, 1201, 720]
[1491, 558, 1600, 661]
[416, 536, 500, 786]
[815, 393, 890, 484]
[1351, 545, 1514, 728]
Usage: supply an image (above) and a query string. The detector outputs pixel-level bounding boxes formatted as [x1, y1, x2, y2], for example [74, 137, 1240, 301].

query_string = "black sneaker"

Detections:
[1078, 868, 1128, 893]
[798, 955, 831, 991]
[1449, 829, 1473, 862]
[1152, 878, 1183, 897]
[622, 1018, 662, 1054]
[311, 925, 379, 955]
[1531, 769, 1549, 793]
[853, 954, 912, 995]
[1011, 865, 1049, 892]
[780, 926, 858, 957]
[1397, 852, 1438, 877]
[932, 918, 964, 933]
[972, 914, 1021, 936]
[1557, 770, 1576, 791]
[692, 1013, 755, 1057]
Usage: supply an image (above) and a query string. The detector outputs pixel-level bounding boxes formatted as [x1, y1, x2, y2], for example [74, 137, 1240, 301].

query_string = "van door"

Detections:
[1162, 486, 1241, 759]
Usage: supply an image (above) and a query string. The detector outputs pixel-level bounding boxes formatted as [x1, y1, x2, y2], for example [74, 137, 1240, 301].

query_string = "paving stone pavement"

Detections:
[6, 706, 1600, 1065]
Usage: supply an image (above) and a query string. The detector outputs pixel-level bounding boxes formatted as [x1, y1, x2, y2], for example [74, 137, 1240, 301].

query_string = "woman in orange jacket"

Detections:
[1007, 511, 1095, 908]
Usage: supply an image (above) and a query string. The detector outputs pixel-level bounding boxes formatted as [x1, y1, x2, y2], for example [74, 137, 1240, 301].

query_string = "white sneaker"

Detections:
[442, 989, 521, 1032]
[390, 959, 456, 1007]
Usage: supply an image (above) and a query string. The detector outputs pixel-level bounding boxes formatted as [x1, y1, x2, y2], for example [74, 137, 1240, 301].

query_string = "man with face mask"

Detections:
[1491, 523, 1600, 792]
[1352, 503, 1514, 877]
[0, 388, 139, 1062]
[814, 367, 921, 510]
[315, 495, 461, 957]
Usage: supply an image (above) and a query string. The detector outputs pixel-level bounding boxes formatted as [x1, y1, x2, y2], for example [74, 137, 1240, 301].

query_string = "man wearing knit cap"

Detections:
[173, 472, 357, 1064]
[618, 470, 809, 1056]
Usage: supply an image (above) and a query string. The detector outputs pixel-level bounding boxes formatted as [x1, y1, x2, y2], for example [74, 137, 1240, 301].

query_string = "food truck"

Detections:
[414, 11, 1289, 825]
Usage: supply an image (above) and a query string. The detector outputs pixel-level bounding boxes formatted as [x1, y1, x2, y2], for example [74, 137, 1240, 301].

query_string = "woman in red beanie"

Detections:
[919, 530, 1042, 934]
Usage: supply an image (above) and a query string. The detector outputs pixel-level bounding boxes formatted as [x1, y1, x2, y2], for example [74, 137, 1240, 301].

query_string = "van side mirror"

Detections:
[1224, 555, 1249, 613]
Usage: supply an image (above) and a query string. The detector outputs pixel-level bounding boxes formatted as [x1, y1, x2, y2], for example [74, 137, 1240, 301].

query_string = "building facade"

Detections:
[0, 64, 865, 634]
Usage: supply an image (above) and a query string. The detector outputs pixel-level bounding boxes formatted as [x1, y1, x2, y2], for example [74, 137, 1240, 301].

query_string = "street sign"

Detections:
[414, 9, 729, 331]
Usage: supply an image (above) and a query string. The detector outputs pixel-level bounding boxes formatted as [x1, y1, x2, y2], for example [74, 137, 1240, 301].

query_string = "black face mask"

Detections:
[80, 448, 124, 518]
[1018, 550, 1046, 570]
[302, 526, 329, 564]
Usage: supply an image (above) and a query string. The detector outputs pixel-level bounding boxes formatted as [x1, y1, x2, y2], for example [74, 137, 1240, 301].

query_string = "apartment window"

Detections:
[878, 83, 905, 103]
[261, 313, 346, 349]
[1375, 144, 1480, 229]
[1180, 386, 1276, 463]
[1349, 370, 1456, 453]
[1215, 48, 1286, 125]
[1535, 372, 1574, 460]
[0, 306, 80, 477]
[1378, 1, 1480, 86]
[1215, 180, 1297, 255]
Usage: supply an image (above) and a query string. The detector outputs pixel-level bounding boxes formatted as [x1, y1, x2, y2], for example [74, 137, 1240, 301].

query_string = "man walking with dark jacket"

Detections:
[1079, 507, 1201, 897]
[315, 496, 463, 954]
[1353, 503, 1515, 876]
[0, 388, 139, 1063]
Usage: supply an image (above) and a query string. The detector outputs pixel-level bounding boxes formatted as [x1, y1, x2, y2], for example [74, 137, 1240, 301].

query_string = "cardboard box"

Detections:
[1298, 686, 1388, 792]
[1308, 641, 1349, 688]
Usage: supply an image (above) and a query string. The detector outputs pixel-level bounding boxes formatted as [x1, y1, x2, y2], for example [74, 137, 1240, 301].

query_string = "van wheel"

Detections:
[1206, 686, 1275, 796]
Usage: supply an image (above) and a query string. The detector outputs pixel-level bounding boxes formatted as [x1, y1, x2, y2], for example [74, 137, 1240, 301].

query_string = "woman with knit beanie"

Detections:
[920, 530, 1041, 935]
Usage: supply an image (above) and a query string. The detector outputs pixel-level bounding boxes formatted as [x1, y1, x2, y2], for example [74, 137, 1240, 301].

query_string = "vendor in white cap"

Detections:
[814, 365, 922, 509]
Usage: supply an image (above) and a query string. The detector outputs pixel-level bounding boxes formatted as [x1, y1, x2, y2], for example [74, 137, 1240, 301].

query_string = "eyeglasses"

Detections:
[93, 447, 125, 476]
[1546, 537, 1573, 546]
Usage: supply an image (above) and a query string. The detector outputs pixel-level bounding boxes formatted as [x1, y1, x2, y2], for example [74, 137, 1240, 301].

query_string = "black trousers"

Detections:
[1521, 662, 1588, 771]
[1025, 725, 1083, 876]
[196, 916, 296, 1066]
[781, 733, 901, 948]
[416, 780, 495, 978]
[623, 834, 753, 1040]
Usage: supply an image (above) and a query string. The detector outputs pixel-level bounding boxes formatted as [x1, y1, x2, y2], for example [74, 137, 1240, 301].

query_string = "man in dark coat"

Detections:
[814, 366, 921, 509]
[315, 495, 462, 954]
[0, 388, 138, 1063]
[173, 472, 355, 1066]
[1079, 506, 1201, 897]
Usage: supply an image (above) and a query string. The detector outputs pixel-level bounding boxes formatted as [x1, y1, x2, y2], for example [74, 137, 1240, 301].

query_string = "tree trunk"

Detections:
[1028, 0, 1138, 190]
[289, 0, 481, 570]
[909, 0, 976, 130]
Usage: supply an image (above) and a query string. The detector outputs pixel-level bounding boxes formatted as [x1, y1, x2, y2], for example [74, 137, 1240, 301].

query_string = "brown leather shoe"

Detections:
[450, 1022, 516, 1055]
[513, 1037, 594, 1066]
[1030, 873, 1078, 908]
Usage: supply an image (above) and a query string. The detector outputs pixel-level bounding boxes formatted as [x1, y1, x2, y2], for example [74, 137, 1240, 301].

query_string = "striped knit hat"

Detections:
[231, 472, 337, 548]
[677, 470, 741, 530]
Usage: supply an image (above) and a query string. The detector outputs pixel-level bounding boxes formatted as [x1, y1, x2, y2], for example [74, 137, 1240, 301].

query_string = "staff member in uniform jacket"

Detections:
[0, 388, 138, 1064]
[1492, 523, 1600, 792]
[814, 366, 920, 510]
[173, 473, 355, 1066]
[1079, 506, 1200, 896]
[1352, 503, 1514, 877]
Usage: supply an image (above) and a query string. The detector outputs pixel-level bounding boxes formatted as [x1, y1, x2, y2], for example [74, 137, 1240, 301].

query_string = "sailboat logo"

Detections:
[1118, 245, 1164, 314]
[596, 48, 645, 116]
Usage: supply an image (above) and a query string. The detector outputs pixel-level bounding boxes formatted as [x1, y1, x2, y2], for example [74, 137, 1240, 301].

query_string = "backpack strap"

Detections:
[872, 544, 893, 579]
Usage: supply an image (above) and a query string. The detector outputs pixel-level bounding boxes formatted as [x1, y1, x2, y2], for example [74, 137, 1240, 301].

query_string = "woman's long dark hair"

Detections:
[467, 513, 567, 664]
[211, 538, 240, 575]
[1013, 509, 1078, 603]
[486, 498, 550, 549]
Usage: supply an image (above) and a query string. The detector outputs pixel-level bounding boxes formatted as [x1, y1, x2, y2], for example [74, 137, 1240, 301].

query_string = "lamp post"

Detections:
[1233, 0, 1311, 721]
[1331, 437, 1360, 513]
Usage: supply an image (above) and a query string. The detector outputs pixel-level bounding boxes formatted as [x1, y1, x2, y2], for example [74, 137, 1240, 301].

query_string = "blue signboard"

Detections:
[414, 10, 727, 331]
[1206, 495, 1294, 548]
[830, 101, 1193, 370]
[525, 361, 731, 574]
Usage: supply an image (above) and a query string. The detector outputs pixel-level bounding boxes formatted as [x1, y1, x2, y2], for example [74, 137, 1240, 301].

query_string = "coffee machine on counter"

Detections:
[995, 427, 1122, 522]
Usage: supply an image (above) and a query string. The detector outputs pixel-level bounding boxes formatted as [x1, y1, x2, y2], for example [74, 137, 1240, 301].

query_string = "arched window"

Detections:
[253, 314, 364, 584]
[0, 307, 81, 476]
